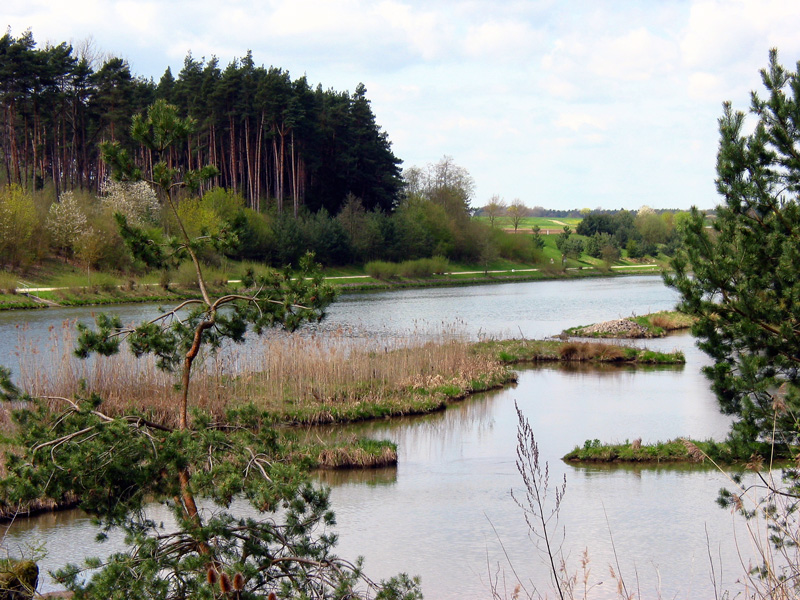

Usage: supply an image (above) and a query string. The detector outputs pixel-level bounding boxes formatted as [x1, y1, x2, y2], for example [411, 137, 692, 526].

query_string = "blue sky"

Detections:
[5, 0, 800, 210]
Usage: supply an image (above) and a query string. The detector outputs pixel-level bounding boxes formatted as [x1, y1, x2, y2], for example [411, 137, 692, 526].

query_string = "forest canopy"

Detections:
[0, 30, 403, 215]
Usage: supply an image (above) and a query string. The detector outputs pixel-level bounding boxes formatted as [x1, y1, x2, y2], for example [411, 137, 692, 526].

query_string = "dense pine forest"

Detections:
[0, 30, 688, 279]
[0, 30, 401, 215]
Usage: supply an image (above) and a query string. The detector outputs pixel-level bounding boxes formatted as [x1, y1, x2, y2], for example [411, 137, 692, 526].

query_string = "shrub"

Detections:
[365, 260, 400, 280]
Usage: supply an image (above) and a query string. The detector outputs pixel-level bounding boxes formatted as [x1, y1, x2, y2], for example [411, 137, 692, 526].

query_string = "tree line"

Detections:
[0, 30, 402, 215]
[1, 154, 544, 273]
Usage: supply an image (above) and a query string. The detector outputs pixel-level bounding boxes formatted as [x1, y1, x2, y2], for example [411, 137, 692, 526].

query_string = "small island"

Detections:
[562, 310, 695, 338]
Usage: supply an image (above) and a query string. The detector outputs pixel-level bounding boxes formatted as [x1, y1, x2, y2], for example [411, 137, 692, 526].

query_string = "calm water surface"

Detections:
[0, 276, 756, 598]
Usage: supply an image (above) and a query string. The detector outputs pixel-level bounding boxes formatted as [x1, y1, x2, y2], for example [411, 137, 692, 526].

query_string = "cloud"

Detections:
[462, 20, 544, 61]
[554, 112, 609, 132]
[588, 27, 678, 81]
[687, 71, 725, 101]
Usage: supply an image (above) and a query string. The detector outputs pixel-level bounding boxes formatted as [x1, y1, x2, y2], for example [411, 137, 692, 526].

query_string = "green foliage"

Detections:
[0, 391, 412, 599]
[555, 226, 584, 260]
[0, 101, 418, 599]
[0, 558, 38, 600]
[665, 49, 800, 457]
[365, 257, 450, 280]
[564, 438, 726, 463]
[365, 260, 399, 280]
[584, 232, 618, 260]
[0, 185, 41, 268]
[666, 53, 800, 593]
[531, 226, 545, 253]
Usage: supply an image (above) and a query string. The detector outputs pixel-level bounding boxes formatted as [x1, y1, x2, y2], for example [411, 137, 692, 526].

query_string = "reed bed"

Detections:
[13, 321, 511, 427]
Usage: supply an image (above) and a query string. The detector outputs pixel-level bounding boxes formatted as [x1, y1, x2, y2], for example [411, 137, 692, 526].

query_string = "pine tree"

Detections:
[0, 100, 420, 600]
[665, 50, 800, 459]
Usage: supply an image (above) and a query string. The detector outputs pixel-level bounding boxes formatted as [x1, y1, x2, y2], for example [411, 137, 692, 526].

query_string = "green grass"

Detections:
[475, 216, 583, 230]
[560, 437, 788, 465]
[0, 248, 667, 312]
[473, 338, 685, 364]
[563, 438, 717, 463]
[0, 294, 43, 310]
[292, 438, 398, 469]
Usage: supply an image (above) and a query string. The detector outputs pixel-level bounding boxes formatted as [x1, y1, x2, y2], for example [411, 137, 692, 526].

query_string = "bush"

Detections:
[0, 271, 18, 295]
[365, 260, 400, 280]
[398, 257, 450, 278]
[491, 228, 532, 262]
[90, 273, 119, 294]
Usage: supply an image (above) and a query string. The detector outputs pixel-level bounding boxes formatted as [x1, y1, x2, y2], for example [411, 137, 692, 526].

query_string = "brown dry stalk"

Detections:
[12, 323, 501, 427]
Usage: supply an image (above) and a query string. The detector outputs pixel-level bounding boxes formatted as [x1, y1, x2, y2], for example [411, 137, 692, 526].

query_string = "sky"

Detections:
[5, 0, 800, 211]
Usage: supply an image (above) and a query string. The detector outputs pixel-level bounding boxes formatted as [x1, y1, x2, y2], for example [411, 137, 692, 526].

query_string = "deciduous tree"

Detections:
[483, 195, 506, 228]
[506, 198, 527, 232]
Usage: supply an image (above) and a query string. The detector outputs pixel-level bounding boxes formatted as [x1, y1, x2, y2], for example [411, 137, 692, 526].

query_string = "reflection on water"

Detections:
[312, 353, 741, 600]
[315, 467, 398, 487]
[2, 339, 744, 598]
[1, 276, 755, 599]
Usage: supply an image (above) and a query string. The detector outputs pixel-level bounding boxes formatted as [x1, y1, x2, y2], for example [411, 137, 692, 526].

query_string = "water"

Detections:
[0, 275, 676, 378]
[321, 360, 740, 599]
[0, 276, 759, 598]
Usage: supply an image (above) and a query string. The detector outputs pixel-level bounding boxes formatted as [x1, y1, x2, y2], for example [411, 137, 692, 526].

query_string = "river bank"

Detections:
[0, 262, 664, 311]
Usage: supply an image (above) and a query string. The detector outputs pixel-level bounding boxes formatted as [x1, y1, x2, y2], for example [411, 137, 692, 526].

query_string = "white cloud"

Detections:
[375, 2, 451, 61]
[687, 71, 724, 101]
[681, 0, 764, 70]
[462, 20, 544, 61]
[541, 75, 580, 100]
[554, 113, 609, 132]
[680, 0, 800, 80]
[588, 28, 678, 82]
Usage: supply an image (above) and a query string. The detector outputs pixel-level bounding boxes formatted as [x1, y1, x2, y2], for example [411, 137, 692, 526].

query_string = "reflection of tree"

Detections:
[518, 363, 684, 378]
[315, 467, 398, 488]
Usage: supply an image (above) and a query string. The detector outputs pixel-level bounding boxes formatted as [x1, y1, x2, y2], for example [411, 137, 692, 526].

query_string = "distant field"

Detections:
[474, 215, 582, 232]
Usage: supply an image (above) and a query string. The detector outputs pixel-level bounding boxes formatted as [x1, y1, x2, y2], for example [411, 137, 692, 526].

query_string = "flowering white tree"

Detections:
[47, 191, 90, 258]
[100, 178, 160, 225]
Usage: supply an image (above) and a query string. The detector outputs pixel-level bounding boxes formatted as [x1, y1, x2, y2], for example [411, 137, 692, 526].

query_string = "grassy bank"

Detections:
[0, 255, 666, 311]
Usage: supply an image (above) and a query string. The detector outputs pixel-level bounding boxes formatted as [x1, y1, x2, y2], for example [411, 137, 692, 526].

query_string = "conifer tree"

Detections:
[665, 50, 800, 460]
[0, 100, 420, 599]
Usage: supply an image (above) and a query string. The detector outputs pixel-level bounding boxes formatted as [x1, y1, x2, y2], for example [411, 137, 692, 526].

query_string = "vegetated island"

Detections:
[563, 438, 715, 464]
[1, 330, 683, 521]
[562, 310, 695, 339]
[558, 313, 758, 466]
[562, 437, 789, 467]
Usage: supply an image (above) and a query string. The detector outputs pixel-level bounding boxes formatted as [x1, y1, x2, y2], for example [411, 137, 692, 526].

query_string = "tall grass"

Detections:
[14, 321, 507, 427]
[0, 272, 19, 295]
[365, 257, 451, 280]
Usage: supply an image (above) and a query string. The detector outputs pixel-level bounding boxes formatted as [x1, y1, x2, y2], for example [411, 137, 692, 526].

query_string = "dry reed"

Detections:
[557, 341, 625, 362]
[13, 321, 507, 427]
[648, 312, 694, 331]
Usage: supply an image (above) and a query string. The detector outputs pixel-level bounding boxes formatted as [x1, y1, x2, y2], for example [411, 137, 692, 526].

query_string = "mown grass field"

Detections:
[474, 215, 583, 231]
